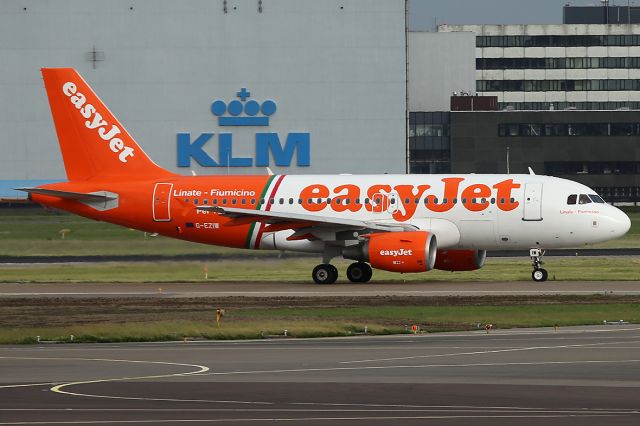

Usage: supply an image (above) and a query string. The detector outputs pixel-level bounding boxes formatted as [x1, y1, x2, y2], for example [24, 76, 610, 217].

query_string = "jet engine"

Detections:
[343, 231, 437, 273]
[433, 249, 486, 271]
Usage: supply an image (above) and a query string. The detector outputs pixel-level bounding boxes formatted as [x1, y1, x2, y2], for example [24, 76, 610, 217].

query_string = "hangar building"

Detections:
[0, 0, 407, 199]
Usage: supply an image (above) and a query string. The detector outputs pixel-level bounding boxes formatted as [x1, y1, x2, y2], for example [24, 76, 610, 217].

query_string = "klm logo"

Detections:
[177, 88, 310, 168]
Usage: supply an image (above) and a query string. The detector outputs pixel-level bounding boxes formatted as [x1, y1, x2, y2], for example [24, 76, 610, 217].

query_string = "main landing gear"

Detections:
[530, 248, 548, 282]
[311, 262, 373, 284]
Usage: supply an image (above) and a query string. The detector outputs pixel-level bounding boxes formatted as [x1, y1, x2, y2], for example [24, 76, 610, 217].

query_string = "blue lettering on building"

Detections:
[177, 87, 310, 168]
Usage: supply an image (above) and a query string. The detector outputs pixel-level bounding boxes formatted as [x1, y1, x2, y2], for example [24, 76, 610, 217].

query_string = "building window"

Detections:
[477, 34, 640, 48]
[545, 161, 640, 175]
[478, 79, 640, 93]
[498, 122, 640, 137]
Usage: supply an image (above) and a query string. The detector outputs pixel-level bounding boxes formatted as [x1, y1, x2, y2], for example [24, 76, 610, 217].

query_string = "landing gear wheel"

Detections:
[529, 248, 548, 282]
[532, 268, 548, 282]
[347, 262, 373, 283]
[312, 264, 338, 284]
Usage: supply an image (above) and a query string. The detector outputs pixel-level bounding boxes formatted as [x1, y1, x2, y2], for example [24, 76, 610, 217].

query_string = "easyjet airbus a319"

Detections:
[19, 68, 631, 283]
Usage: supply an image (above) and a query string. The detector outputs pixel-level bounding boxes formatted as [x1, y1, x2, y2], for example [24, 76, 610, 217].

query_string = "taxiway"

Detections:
[1, 325, 639, 425]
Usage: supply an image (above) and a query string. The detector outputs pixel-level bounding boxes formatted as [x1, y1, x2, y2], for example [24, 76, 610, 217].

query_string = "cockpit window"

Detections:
[578, 194, 591, 204]
[589, 194, 605, 203]
[567, 194, 577, 205]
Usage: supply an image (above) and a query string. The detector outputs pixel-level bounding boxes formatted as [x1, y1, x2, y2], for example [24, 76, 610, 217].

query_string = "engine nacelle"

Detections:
[344, 231, 437, 273]
[433, 249, 486, 271]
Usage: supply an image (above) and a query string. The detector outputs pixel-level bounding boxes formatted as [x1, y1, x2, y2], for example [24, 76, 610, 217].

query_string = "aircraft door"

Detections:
[387, 192, 399, 214]
[370, 192, 389, 213]
[153, 183, 173, 222]
[523, 183, 543, 221]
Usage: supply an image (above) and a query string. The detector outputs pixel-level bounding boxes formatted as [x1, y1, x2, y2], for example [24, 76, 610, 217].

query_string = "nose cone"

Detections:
[609, 207, 631, 239]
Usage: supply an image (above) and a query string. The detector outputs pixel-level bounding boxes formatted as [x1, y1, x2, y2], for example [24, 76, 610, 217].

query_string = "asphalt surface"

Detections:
[0, 326, 639, 425]
[1, 280, 640, 297]
[0, 248, 639, 263]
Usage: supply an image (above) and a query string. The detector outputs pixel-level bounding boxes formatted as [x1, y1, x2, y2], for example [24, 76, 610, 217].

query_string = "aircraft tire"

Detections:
[532, 268, 548, 282]
[313, 264, 338, 284]
[347, 262, 372, 283]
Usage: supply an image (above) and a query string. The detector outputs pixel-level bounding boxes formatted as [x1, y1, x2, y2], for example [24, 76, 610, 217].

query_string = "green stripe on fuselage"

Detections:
[244, 175, 277, 249]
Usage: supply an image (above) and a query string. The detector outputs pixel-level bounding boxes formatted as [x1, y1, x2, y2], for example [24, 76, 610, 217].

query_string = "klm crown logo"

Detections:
[211, 88, 276, 126]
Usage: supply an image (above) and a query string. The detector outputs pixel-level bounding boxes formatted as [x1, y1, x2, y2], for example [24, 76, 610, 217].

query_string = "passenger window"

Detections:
[336, 199, 342, 204]
[579, 194, 591, 204]
[250, 198, 255, 204]
[404, 198, 410, 204]
[345, 199, 350, 205]
[270, 199, 275, 205]
[241, 199, 246, 205]
[355, 198, 361, 205]
[203, 199, 208, 205]
[194, 198, 199, 204]
[490, 198, 495, 204]
[298, 198, 303, 204]
[213, 199, 218, 205]
[364, 198, 370, 205]
[462, 198, 467, 204]
[185, 198, 189, 203]
[222, 199, 227, 205]
[232, 199, 236, 205]
[453, 198, 457, 204]
[414, 198, 420, 204]
[327, 198, 332, 204]
[567, 194, 577, 205]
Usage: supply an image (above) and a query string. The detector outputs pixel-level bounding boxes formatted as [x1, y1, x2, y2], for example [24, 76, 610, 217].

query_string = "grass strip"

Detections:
[1, 296, 638, 344]
[1, 257, 639, 283]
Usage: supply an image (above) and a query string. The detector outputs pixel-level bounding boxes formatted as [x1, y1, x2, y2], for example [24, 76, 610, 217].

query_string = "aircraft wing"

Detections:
[196, 206, 417, 233]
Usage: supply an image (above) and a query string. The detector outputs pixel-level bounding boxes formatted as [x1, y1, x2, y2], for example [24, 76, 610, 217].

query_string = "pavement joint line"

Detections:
[0, 413, 631, 424]
[339, 339, 639, 364]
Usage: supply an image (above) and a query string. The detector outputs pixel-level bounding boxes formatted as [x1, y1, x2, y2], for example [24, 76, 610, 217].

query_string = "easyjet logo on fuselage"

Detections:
[62, 82, 135, 163]
[299, 177, 521, 222]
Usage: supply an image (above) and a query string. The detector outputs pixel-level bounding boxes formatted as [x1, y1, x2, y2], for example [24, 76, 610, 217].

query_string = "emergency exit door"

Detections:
[153, 183, 173, 222]
[523, 183, 543, 221]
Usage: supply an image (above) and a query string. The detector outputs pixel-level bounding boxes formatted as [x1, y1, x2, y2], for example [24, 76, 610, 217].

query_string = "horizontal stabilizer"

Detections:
[15, 187, 116, 202]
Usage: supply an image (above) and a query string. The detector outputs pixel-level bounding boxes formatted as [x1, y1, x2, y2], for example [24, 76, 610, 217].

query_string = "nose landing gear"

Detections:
[530, 248, 548, 282]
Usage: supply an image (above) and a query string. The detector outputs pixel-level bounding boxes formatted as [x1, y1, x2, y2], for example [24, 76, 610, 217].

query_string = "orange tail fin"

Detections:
[41, 68, 174, 181]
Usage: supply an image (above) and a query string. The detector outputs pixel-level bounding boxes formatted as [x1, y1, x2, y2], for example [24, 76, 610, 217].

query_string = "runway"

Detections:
[1, 325, 639, 425]
[1, 280, 640, 297]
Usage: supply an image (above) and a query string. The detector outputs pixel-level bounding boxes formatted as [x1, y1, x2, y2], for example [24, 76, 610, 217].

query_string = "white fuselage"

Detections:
[249, 174, 630, 252]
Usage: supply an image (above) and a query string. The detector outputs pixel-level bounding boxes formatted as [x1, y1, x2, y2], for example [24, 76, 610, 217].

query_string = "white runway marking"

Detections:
[0, 356, 208, 392]
[194, 359, 640, 378]
[340, 340, 636, 364]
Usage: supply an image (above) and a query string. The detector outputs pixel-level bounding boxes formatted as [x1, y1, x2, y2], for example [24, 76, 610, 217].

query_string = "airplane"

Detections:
[18, 68, 631, 284]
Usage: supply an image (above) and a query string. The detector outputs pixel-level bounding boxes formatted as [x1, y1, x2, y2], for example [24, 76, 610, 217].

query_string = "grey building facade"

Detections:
[449, 110, 640, 202]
